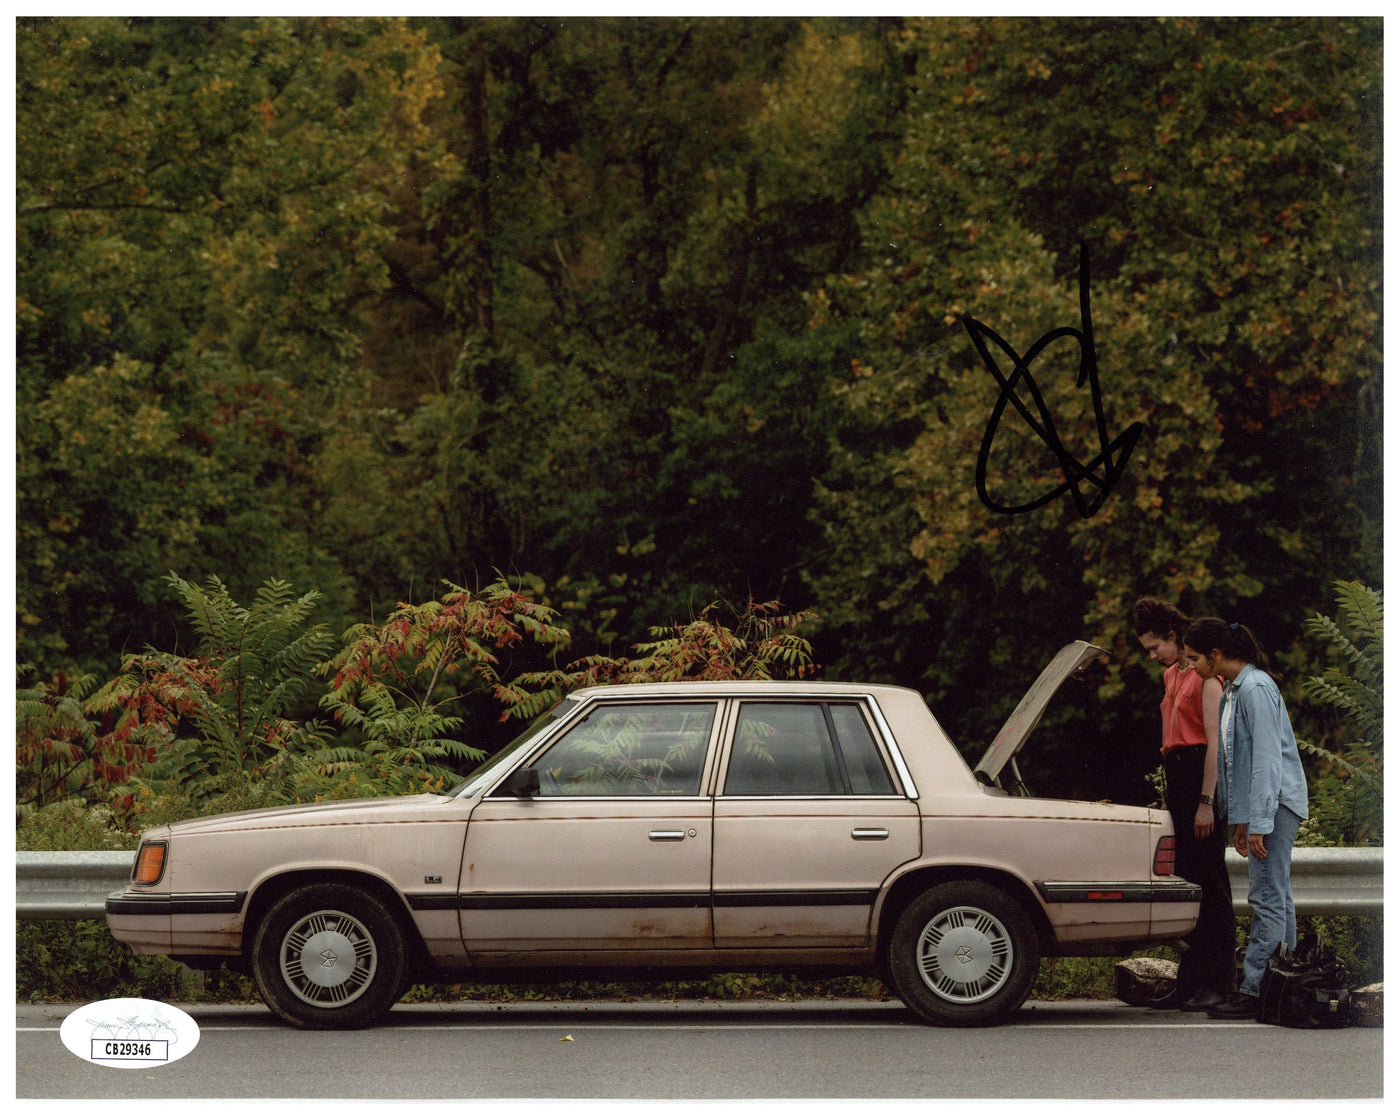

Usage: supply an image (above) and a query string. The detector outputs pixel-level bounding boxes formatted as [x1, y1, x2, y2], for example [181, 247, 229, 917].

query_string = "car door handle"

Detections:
[648, 830, 687, 842]
[851, 828, 889, 840]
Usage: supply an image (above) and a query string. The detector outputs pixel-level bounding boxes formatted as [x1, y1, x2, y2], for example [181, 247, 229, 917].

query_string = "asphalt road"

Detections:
[16, 998, 1385, 1102]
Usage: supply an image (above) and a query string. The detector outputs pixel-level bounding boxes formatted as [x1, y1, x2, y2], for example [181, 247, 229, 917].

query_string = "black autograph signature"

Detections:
[963, 243, 1143, 517]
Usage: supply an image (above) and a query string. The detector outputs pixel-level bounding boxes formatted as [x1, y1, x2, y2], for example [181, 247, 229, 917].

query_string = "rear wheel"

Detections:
[886, 880, 1040, 1027]
[251, 883, 408, 1030]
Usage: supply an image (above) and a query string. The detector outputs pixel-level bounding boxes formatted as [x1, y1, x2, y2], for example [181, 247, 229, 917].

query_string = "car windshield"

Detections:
[448, 697, 580, 797]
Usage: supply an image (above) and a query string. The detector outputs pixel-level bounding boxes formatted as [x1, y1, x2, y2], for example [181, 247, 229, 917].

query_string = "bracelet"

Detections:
[1199, 794, 1214, 806]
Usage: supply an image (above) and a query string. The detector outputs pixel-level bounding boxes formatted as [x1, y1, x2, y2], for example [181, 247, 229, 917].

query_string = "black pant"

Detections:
[1163, 744, 1236, 995]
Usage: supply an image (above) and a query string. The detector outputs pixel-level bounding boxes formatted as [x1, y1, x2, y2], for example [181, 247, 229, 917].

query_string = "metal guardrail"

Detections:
[16, 847, 1383, 920]
[1225, 847, 1383, 917]
[17, 851, 137, 920]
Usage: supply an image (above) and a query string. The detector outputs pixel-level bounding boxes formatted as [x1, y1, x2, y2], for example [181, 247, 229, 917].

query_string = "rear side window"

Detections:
[724, 701, 896, 796]
[828, 703, 895, 794]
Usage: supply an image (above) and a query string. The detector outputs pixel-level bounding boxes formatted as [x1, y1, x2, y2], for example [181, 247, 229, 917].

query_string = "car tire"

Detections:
[886, 880, 1040, 1027]
[251, 883, 408, 1030]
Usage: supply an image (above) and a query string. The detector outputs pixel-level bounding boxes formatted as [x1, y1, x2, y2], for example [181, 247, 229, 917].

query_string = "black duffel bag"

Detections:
[1257, 935, 1353, 1028]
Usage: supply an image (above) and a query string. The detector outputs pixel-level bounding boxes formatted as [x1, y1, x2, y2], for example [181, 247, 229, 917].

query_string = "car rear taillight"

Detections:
[1153, 835, 1176, 876]
[133, 841, 168, 885]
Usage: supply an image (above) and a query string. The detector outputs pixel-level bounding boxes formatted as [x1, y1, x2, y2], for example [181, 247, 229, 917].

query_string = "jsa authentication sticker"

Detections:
[60, 999, 200, 1069]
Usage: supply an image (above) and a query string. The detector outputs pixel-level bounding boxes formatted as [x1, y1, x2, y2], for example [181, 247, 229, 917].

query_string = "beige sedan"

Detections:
[107, 641, 1199, 1029]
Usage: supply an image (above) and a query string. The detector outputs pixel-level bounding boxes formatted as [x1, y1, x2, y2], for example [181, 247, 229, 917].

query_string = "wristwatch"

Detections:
[1199, 794, 1215, 806]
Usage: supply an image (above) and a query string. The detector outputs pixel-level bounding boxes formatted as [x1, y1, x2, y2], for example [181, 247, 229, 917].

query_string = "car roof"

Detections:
[565, 679, 924, 701]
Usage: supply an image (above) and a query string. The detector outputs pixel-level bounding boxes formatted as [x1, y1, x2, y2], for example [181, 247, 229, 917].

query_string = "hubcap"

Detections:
[279, 909, 377, 1008]
[915, 905, 1013, 1004]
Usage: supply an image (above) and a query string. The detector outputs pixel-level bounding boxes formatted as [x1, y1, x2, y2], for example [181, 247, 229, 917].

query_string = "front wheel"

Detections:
[251, 883, 408, 1030]
[886, 880, 1040, 1027]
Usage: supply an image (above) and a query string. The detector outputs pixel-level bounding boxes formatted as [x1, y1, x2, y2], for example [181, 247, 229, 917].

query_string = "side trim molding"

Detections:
[422, 891, 712, 912]
[407, 889, 879, 912]
[715, 889, 877, 908]
[1034, 880, 1203, 904]
[105, 890, 248, 916]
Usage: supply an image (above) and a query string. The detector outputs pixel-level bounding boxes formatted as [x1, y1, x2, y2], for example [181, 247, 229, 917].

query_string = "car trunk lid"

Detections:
[973, 640, 1108, 789]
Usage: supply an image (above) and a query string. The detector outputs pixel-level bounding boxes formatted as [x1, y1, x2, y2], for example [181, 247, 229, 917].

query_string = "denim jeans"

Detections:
[1240, 804, 1303, 996]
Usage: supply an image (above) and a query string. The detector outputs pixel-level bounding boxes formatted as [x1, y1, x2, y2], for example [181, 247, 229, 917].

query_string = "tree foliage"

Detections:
[15, 16, 1382, 817]
[308, 17, 907, 642]
[809, 18, 1381, 778]
[16, 16, 443, 377]
[15, 17, 442, 672]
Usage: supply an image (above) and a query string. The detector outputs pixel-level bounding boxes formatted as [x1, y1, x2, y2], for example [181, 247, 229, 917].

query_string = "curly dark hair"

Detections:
[1130, 596, 1191, 641]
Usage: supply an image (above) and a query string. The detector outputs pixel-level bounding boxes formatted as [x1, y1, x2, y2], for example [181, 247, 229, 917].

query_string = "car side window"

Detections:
[724, 701, 895, 796]
[528, 702, 715, 796]
[827, 703, 896, 794]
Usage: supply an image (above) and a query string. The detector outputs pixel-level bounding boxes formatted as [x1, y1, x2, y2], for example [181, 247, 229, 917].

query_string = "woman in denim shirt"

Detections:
[1181, 618, 1310, 1020]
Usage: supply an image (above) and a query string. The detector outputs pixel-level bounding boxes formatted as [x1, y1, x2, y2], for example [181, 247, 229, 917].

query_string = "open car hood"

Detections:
[973, 640, 1108, 788]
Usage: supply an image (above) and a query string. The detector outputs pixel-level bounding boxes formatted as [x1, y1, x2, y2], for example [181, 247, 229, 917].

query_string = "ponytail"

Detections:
[1182, 617, 1270, 671]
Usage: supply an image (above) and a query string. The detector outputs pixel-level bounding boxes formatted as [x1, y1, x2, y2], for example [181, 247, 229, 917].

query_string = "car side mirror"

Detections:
[499, 768, 540, 797]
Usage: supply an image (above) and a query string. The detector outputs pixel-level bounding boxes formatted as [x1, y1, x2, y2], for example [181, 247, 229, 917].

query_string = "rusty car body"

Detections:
[106, 641, 1200, 1028]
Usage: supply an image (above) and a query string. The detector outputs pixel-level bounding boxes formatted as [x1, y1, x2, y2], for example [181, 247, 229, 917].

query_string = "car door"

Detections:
[459, 699, 719, 957]
[713, 698, 921, 947]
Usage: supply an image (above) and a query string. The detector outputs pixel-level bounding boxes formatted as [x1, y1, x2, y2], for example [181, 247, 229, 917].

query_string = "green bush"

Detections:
[1032, 957, 1132, 1001]
[401, 973, 889, 1005]
[15, 802, 139, 851]
[1307, 913, 1383, 987]
[16, 919, 259, 1003]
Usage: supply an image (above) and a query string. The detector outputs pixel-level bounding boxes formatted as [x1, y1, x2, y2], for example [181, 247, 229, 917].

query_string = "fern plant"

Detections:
[90, 574, 333, 806]
[1296, 580, 1382, 845]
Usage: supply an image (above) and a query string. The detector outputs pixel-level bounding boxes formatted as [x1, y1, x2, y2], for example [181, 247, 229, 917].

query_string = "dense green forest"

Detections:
[16, 16, 1382, 813]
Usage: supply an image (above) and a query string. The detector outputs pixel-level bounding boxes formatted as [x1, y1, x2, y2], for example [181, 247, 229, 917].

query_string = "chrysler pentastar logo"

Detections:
[955, 945, 975, 965]
[319, 948, 339, 968]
